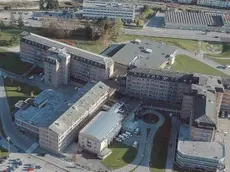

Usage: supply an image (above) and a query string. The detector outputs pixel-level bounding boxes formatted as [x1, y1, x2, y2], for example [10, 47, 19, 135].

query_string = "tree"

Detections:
[40, 0, 59, 10]
[0, 21, 6, 30]
[108, 18, 123, 41]
[85, 25, 93, 39]
[136, 18, 145, 27]
[17, 86, 21, 92]
[18, 14, 24, 29]
[9, 11, 16, 27]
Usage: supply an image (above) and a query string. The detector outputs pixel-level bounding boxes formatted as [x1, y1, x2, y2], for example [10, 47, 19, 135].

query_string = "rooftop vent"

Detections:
[145, 48, 152, 53]
[134, 39, 141, 44]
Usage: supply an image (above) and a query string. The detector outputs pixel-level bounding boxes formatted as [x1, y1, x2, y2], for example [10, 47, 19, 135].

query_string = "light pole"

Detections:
[7, 136, 10, 158]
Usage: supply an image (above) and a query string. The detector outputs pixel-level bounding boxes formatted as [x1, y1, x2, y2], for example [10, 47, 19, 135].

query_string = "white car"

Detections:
[134, 128, 140, 135]
[29, 76, 34, 80]
[115, 138, 122, 142]
[132, 141, 138, 148]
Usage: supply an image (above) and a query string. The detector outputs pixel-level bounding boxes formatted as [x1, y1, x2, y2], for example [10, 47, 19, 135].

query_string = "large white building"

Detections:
[82, 0, 136, 22]
[15, 82, 110, 153]
[79, 103, 123, 159]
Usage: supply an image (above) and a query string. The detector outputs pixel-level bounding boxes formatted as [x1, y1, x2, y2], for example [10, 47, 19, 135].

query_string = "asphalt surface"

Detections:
[165, 117, 181, 172]
[113, 110, 165, 172]
[0, 76, 37, 152]
[124, 27, 230, 42]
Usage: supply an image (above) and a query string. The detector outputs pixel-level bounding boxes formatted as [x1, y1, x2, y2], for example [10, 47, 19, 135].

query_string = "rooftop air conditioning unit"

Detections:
[145, 48, 152, 53]
[134, 39, 141, 44]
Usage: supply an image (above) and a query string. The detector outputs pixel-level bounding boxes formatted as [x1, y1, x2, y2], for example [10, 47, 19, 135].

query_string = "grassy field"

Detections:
[0, 147, 8, 159]
[204, 57, 230, 66]
[204, 43, 230, 57]
[102, 141, 137, 170]
[0, 48, 32, 74]
[4, 78, 41, 113]
[171, 55, 228, 77]
[150, 112, 171, 172]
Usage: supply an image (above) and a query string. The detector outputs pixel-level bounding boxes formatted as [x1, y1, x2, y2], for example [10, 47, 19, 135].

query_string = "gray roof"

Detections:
[111, 40, 177, 69]
[191, 85, 217, 128]
[165, 11, 223, 27]
[178, 124, 224, 161]
[15, 89, 68, 128]
[80, 110, 122, 141]
[49, 81, 110, 135]
[22, 33, 113, 66]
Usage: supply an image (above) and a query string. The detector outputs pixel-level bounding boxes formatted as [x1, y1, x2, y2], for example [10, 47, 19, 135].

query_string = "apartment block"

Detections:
[20, 32, 114, 84]
[176, 125, 225, 172]
[82, 0, 135, 22]
[125, 68, 198, 104]
[15, 82, 110, 153]
[177, 0, 193, 4]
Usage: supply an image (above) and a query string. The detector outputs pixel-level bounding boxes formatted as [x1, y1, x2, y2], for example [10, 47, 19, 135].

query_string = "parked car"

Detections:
[29, 76, 34, 80]
[134, 128, 140, 135]
[132, 141, 138, 148]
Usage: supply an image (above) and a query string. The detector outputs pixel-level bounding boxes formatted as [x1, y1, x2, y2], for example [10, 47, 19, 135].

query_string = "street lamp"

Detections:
[7, 136, 10, 158]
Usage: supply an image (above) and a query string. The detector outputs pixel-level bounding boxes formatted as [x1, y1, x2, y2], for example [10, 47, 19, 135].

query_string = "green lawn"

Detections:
[204, 57, 230, 66]
[0, 48, 32, 74]
[0, 147, 8, 159]
[102, 141, 137, 170]
[4, 78, 41, 113]
[171, 55, 228, 77]
[204, 43, 230, 58]
[150, 112, 171, 172]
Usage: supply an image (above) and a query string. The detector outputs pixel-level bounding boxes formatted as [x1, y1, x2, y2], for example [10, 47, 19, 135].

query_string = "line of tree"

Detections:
[39, 0, 59, 10]
[41, 17, 124, 41]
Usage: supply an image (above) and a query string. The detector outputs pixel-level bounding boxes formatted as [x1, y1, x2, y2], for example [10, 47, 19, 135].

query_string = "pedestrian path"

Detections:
[26, 143, 39, 153]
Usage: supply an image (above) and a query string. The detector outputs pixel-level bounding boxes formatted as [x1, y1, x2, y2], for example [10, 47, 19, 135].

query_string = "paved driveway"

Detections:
[113, 110, 165, 172]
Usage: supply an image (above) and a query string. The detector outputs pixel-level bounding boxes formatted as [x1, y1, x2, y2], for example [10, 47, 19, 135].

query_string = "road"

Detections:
[165, 117, 181, 172]
[134, 110, 164, 172]
[113, 110, 165, 172]
[124, 27, 230, 42]
[0, 75, 38, 152]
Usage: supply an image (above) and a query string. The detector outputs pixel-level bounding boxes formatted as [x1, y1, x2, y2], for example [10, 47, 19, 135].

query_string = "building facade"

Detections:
[79, 108, 123, 158]
[125, 68, 197, 104]
[20, 32, 114, 84]
[82, 0, 135, 22]
[44, 47, 71, 88]
[176, 125, 225, 172]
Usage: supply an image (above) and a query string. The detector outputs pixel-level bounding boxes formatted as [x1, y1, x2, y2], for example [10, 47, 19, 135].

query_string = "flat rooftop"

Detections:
[111, 40, 177, 69]
[15, 89, 68, 128]
[49, 81, 110, 135]
[177, 124, 224, 160]
[165, 11, 223, 27]
[80, 103, 123, 142]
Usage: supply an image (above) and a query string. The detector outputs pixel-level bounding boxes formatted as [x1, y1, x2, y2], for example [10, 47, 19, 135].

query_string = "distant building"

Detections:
[79, 103, 123, 159]
[164, 11, 225, 32]
[82, 0, 135, 22]
[175, 125, 225, 172]
[110, 39, 177, 71]
[15, 81, 110, 153]
[221, 78, 230, 114]
[197, 0, 230, 8]
[177, 0, 193, 4]
[20, 32, 114, 85]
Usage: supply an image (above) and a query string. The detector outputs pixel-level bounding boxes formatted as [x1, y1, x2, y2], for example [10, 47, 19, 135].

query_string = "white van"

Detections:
[132, 141, 138, 148]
